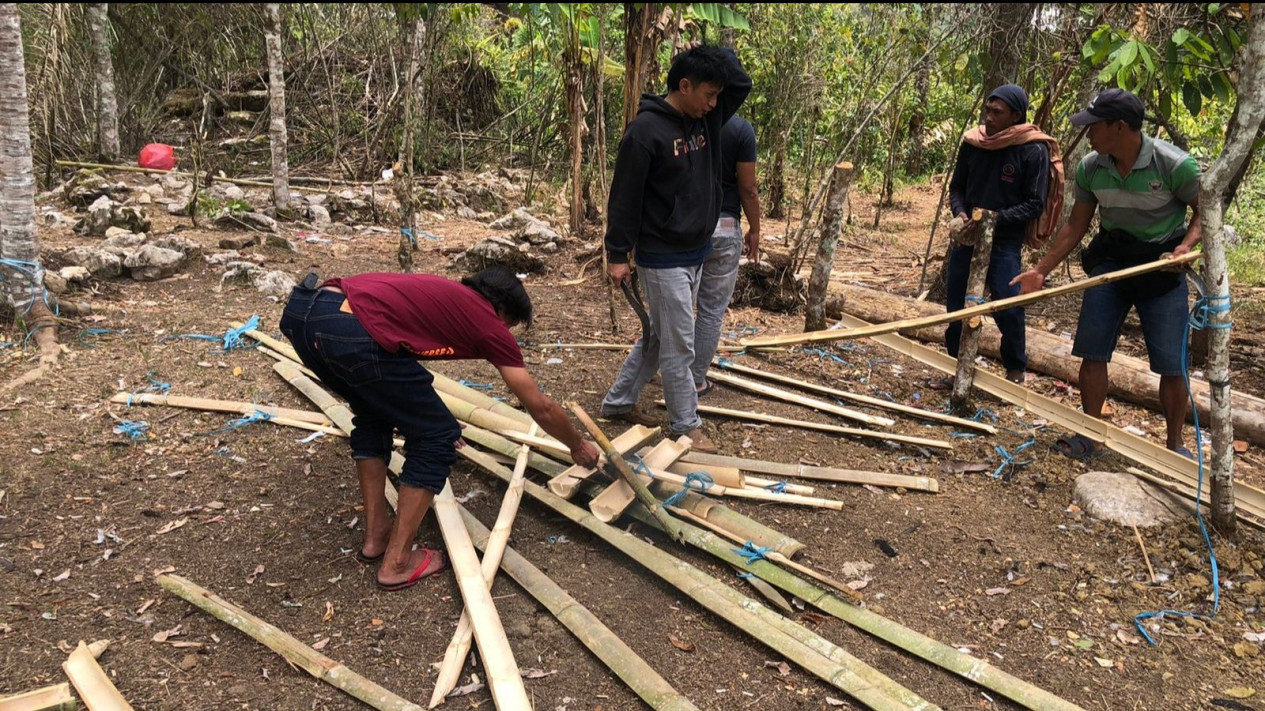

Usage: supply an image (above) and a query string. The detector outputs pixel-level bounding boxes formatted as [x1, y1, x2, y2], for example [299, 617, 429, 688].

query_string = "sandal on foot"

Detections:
[377, 548, 446, 591]
[696, 379, 716, 398]
[1171, 446, 1195, 461]
[1053, 434, 1105, 461]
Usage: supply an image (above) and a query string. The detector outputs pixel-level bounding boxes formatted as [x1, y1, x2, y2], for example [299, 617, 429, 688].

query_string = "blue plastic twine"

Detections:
[664, 471, 714, 508]
[733, 541, 772, 564]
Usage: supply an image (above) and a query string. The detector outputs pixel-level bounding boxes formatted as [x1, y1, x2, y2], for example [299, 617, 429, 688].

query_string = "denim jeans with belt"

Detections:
[279, 285, 460, 492]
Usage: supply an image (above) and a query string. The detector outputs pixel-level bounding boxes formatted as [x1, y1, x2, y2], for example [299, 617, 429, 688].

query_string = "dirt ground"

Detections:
[1, 173, 1264, 711]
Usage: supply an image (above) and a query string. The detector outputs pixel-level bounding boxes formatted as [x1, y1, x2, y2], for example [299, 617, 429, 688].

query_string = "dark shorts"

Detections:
[279, 286, 460, 492]
[1070, 262, 1189, 376]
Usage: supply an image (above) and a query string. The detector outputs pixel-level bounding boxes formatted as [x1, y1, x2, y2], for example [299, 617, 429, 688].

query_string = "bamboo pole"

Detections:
[549, 425, 660, 498]
[589, 437, 692, 522]
[829, 312, 1265, 525]
[740, 251, 1203, 348]
[679, 452, 940, 493]
[110, 392, 332, 425]
[437, 391, 539, 437]
[576, 412, 684, 543]
[156, 575, 424, 711]
[949, 209, 998, 414]
[707, 370, 895, 427]
[676, 402, 953, 451]
[0, 684, 75, 711]
[643, 466, 845, 511]
[669, 506, 863, 603]
[61, 642, 131, 711]
[429, 486, 531, 710]
[259, 346, 318, 380]
[457, 506, 700, 711]
[54, 159, 332, 194]
[430, 426, 539, 708]
[742, 475, 815, 496]
[457, 446, 932, 711]
[708, 359, 994, 434]
[665, 460, 744, 488]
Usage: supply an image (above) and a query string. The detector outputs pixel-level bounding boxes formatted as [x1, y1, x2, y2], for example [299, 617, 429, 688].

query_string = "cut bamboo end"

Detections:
[62, 642, 133, 711]
[589, 437, 692, 523]
[0, 683, 76, 711]
[548, 425, 659, 499]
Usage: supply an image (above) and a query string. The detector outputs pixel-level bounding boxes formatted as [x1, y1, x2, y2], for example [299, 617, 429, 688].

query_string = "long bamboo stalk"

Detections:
[709, 360, 995, 434]
[549, 425, 660, 498]
[677, 402, 953, 452]
[742, 475, 815, 496]
[679, 452, 940, 493]
[457, 506, 700, 711]
[707, 370, 895, 427]
[430, 485, 531, 710]
[457, 446, 931, 711]
[61, 642, 131, 711]
[829, 313, 1265, 525]
[437, 391, 539, 437]
[643, 466, 844, 510]
[259, 346, 318, 379]
[0, 683, 75, 711]
[589, 437, 691, 522]
[110, 392, 332, 425]
[665, 460, 745, 488]
[156, 575, 424, 711]
[574, 405, 684, 542]
[740, 252, 1202, 348]
[430, 426, 539, 707]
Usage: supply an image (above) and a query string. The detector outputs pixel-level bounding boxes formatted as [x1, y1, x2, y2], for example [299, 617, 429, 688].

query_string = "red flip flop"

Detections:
[376, 548, 446, 591]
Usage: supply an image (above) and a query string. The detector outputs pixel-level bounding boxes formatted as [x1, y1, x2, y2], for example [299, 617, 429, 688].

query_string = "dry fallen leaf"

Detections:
[246, 564, 265, 585]
[312, 638, 330, 651]
[985, 587, 1011, 596]
[1224, 687, 1256, 699]
[155, 518, 189, 535]
[763, 661, 791, 677]
[825, 698, 847, 707]
[990, 618, 1008, 634]
[1094, 657, 1114, 668]
[1011, 576, 1031, 587]
[668, 635, 695, 653]
[152, 625, 182, 643]
[30, 541, 45, 550]
[520, 668, 557, 679]
[1116, 629, 1142, 645]
[323, 601, 334, 622]
[371, 618, 383, 627]
[448, 681, 485, 698]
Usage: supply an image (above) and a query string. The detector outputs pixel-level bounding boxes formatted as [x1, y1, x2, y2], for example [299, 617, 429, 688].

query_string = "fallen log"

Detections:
[829, 283, 1265, 448]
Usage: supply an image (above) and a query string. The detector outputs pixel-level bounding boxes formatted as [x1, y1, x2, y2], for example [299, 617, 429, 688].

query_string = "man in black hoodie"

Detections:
[600, 45, 751, 453]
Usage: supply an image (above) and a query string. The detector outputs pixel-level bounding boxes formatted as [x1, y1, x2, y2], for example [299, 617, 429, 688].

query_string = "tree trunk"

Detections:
[803, 163, 855, 332]
[906, 55, 930, 175]
[88, 3, 120, 162]
[767, 132, 788, 219]
[395, 16, 426, 273]
[982, 4, 1034, 96]
[949, 211, 997, 413]
[829, 282, 1265, 449]
[0, 3, 58, 362]
[1199, 2, 1265, 537]
[264, 3, 291, 212]
[622, 2, 655, 130]
[564, 27, 585, 238]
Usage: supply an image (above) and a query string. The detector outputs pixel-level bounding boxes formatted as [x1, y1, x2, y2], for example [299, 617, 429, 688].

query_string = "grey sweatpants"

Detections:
[691, 216, 743, 385]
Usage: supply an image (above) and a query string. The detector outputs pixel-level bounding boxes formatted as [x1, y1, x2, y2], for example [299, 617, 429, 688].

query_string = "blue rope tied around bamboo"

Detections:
[113, 420, 149, 442]
[733, 541, 772, 564]
[161, 315, 261, 352]
[1134, 293, 1224, 646]
[458, 379, 494, 390]
[630, 454, 652, 478]
[127, 372, 172, 406]
[202, 408, 273, 436]
[992, 438, 1035, 478]
[663, 471, 713, 508]
[763, 481, 790, 494]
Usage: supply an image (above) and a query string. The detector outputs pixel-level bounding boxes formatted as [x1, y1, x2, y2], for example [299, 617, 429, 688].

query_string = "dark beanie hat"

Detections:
[987, 83, 1029, 118]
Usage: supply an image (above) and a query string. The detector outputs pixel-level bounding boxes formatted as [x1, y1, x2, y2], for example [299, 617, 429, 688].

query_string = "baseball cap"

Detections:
[1070, 88, 1144, 128]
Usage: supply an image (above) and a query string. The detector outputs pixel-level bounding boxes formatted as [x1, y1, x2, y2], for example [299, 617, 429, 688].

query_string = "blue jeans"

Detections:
[691, 216, 743, 385]
[1071, 261, 1189, 376]
[279, 286, 460, 493]
[945, 239, 1026, 372]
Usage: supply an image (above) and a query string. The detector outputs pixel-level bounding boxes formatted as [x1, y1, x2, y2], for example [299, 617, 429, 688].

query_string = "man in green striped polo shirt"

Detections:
[1011, 89, 1202, 461]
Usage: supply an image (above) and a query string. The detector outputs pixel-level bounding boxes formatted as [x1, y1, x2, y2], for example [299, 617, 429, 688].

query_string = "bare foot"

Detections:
[358, 522, 392, 562]
[377, 547, 445, 590]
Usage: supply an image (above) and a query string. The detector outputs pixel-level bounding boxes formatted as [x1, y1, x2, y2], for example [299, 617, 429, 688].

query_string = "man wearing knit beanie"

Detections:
[939, 82, 1064, 386]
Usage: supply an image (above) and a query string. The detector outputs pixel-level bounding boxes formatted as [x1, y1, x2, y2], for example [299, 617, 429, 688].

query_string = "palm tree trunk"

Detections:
[0, 3, 58, 363]
[264, 4, 291, 212]
[88, 3, 120, 162]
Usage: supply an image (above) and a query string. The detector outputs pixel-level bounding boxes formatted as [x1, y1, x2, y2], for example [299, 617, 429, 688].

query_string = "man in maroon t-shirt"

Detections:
[281, 268, 600, 591]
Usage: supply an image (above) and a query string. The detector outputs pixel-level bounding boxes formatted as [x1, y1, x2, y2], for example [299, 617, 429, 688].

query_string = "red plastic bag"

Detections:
[138, 143, 176, 171]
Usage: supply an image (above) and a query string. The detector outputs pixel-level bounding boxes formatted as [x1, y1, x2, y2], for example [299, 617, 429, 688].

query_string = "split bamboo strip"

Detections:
[589, 437, 692, 523]
[110, 392, 332, 425]
[643, 466, 845, 510]
[577, 408, 684, 542]
[459, 426, 573, 480]
[642, 520, 1086, 711]
[493, 429, 573, 461]
[526, 342, 753, 353]
[236, 324, 301, 361]
[0, 683, 75, 711]
[156, 575, 423, 711]
[428, 369, 524, 422]
[661, 459, 815, 495]
[61, 642, 130, 711]
[549, 425, 660, 498]
[259, 346, 318, 380]
[668, 506, 863, 603]
[430, 426, 539, 707]
[677, 402, 952, 452]
[707, 370, 895, 427]
[428, 492, 529, 710]
[458, 446, 932, 711]
[457, 506, 700, 711]
[679, 452, 940, 493]
[830, 313, 1265, 525]
[739, 252, 1203, 348]
[742, 476, 815, 496]
[709, 360, 996, 434]
[666, 460, 745, 488]
[437, 391, 538, 437]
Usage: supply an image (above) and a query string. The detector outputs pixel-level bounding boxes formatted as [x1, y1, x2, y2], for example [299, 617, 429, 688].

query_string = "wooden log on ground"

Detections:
[0, 683, 76, 711]
[61, 642, 132, 711]
[707, 370, 895, 427]
[830, 282, 1265, 447]
[740, 252, 1202, 348]
[458, 506, 700, 711]
[708, 360, 995, 433]
[156, 575, 423, 711]
[677, 452, 939, 493]
[949, 209, 997, 414]
[677, 401, 953, 451]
